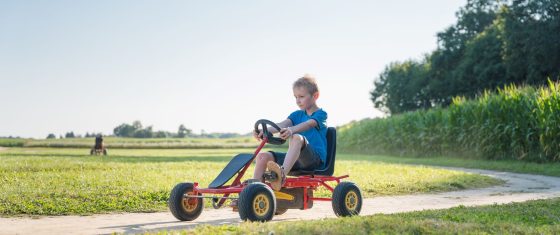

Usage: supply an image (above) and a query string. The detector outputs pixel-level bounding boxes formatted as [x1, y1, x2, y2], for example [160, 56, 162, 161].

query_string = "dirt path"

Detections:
[2, 167, 560, 235]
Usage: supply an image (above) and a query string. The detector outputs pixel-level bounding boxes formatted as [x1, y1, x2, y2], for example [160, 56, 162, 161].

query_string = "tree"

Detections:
[132, 120, 143, 130]
[65, 132, 75, 138]
[452, 21, 507, 98]
[501, 0, 560, 85]
[46, 133, 56, 139]
[371, 59, 431, 114]
[113, 123, 137, 137]
[428, 0, 502, 104]
[153, 131, 169, 138]
[177, 124, 192, 138]
[370, 0, 560, 113]
[133, 126, 153, 138]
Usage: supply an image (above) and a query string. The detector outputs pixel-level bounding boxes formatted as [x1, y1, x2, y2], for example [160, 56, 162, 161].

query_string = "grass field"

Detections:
[0, 147, 500, 216]
[172, 197, 560, 234]
[346, 154, 560, 177]
[0, 137, 256, 149]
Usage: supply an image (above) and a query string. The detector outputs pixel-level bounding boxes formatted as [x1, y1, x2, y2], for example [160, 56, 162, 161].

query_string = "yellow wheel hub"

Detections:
[253, 194, 270, 216]
[182, 192, 198, 213]
[345, 191, 358, 211]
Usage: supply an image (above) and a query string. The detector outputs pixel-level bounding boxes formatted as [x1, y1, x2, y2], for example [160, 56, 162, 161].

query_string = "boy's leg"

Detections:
[253, 152, 274, 181]
[281, 134, 305, 173]
[266, 135, 304, 191]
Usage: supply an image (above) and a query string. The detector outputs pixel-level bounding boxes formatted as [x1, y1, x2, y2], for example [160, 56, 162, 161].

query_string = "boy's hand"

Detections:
[279, 127, 293, 140]
[253, 129, 264, 141]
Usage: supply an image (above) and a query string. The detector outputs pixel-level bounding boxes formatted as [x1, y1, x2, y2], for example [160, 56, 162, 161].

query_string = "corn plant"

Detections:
[339, 80, 560, 162]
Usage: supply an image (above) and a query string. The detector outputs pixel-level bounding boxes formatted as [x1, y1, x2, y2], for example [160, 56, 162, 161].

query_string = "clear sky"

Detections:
[0, 0, 464, 138]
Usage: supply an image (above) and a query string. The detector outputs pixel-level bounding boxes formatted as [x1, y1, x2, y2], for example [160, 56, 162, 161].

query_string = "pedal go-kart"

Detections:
[90, 135, 107, 156]
[168, 119, 362, 222]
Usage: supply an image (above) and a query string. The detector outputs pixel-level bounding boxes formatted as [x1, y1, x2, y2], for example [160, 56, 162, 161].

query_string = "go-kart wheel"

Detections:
[275, 208, 288, 215]
[169, 182, 203, 221]
[90, 149, 94, 155]
[103, 149, 107, 155]
[332, 181, 362, 217]
[238, 182, 276, 222]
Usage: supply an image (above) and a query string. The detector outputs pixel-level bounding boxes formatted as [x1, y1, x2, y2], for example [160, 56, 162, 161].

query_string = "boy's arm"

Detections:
[290, 119, 316, 133]
[280, 119, 317, 139]
[270, 119, 292, 133]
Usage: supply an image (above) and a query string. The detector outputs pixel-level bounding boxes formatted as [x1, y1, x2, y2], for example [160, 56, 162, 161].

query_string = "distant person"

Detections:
[95, 135, 103, 149]
[91, 134, 107, 155]
[252, 75, 328, 191]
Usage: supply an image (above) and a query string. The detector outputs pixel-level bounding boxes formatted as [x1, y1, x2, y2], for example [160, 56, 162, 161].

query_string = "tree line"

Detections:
[371, 0, 560, 114]
[113, 121, 246, 138]
[46, 132, 103, 139]
[112, 121, 192, 138]
[46, 121, 247, 139]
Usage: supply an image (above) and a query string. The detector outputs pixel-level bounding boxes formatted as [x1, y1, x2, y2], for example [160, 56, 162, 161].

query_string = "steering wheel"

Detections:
[254, 119, 286, 145]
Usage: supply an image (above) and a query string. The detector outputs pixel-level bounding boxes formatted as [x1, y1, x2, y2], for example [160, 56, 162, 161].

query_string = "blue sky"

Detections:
[0, 1, 464, 138]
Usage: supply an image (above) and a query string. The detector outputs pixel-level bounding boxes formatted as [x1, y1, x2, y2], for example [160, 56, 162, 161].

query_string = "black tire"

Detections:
[169, 182, 203, 221]
[103, 149, 107, 155]
[275, 208, 288, 215]
[90, 149, 94, 155]
[332, 181, 362, 217]
[238, 182, 276, 222]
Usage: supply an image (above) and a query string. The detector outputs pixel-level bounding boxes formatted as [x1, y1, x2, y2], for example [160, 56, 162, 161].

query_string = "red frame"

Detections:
[190, 137, 348, 209]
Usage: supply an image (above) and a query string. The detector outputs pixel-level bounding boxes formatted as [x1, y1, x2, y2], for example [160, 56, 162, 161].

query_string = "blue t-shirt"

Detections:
[288, 108, 328, 167]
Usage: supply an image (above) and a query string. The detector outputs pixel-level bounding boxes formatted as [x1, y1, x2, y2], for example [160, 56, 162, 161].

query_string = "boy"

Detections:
[253, 75, 328, 191]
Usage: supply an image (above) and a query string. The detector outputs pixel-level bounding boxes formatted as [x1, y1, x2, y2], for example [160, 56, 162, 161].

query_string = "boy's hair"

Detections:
[293, 74, 319, 95]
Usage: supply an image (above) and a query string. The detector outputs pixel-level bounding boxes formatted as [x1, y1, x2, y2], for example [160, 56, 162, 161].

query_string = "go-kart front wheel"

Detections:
[169, 182, 203, 221]
[238, 182, 276, 222]
[332, 181, 362, 217]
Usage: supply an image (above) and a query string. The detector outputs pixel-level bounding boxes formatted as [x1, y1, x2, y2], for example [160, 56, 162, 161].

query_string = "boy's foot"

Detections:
[266, 161, 286, 191]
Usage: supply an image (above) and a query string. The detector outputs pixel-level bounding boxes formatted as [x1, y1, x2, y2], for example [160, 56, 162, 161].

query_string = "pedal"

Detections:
[263, 171, 278, 182]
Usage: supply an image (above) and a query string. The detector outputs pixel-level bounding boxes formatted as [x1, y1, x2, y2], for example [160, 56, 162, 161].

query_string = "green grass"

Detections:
[0, 138, 26, 147]
[345, 154, 560, 177]
[164, 197, 560, 234]
[0, 136, 256, 149]
[0, 148, 500, 216]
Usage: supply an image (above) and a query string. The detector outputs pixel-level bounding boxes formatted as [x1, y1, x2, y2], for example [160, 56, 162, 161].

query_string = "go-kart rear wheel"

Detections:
[102, 149, 107, 155]
[90, 149, 94, 155]
[169, 182, 203, 221]
[238, 182, 276, 222]
[332, 181, 362, 217]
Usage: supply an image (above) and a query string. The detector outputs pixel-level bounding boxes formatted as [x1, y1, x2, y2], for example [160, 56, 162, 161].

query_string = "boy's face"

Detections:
[293, 86, 318, 110]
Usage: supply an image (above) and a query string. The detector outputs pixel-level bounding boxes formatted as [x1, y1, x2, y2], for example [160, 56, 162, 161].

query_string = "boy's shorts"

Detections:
[269, 136, 323, 171]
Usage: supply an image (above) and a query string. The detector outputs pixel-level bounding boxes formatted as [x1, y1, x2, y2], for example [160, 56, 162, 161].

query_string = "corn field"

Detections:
[339, 80, 560, 162]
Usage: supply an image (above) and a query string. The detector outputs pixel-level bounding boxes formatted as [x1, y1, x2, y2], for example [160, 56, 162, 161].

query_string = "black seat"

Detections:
[288, 127, 337, 176]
